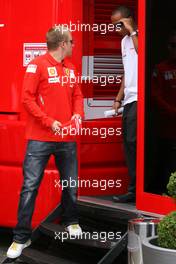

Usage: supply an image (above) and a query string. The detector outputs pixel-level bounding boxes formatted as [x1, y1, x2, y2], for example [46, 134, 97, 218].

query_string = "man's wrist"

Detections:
[130, 30, 138, 37]
[114, 99, 122, 104]
[129, 27, 134, 34]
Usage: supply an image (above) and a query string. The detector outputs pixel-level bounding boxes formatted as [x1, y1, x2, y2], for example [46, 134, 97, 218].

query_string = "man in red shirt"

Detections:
[7, 25, 84, 259]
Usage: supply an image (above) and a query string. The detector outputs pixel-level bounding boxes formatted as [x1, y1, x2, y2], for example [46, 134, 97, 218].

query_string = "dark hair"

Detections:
[112, 5, 133, 18]
[46, 26, 69, 51]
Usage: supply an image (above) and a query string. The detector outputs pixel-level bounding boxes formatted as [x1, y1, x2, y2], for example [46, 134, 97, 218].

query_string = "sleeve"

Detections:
[71, 69, 84, 118]
[22, 62, 55, 128]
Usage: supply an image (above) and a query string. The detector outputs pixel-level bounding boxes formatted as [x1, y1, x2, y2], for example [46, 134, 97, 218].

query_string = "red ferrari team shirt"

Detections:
[22, 52, 84, 141]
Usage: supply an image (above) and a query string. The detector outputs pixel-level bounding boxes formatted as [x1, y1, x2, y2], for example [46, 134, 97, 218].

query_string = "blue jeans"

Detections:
[13, 140, 78, 243]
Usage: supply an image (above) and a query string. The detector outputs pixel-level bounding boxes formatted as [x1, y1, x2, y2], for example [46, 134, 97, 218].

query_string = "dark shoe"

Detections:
[112, 192, 136, 203]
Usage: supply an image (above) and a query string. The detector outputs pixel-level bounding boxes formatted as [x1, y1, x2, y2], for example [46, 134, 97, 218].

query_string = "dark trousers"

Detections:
[122, 101, 137, 193]
[13, 140, 78, 243]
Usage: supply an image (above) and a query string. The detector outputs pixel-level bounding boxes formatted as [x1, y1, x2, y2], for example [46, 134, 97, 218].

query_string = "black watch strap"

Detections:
[114, 100, 121, 104]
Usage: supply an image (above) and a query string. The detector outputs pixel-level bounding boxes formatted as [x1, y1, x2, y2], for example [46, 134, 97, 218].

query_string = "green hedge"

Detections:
[157, 211, 176, 249]
[167, 172, 176, 198]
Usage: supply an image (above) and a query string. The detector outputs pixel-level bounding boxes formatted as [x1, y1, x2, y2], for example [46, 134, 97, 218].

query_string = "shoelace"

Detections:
[10, 243, 19, 250]
[70, 224, 79, 230]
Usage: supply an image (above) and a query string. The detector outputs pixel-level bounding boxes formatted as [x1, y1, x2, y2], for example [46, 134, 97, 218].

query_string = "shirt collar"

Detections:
[45, 52, 65, 66]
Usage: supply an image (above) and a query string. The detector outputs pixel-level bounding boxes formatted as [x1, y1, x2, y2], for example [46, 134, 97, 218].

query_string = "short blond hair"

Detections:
[46, 25, 70, 50]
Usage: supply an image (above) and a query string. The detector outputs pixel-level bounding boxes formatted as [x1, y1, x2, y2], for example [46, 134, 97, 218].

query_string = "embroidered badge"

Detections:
[48, 67, 57, 77]
[48, 77, 60, 83]
[26, 64, 37, 73]
[64, 68, 70, 76]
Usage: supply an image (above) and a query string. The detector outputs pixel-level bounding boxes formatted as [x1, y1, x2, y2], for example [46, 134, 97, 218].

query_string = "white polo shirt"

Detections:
[121, 35, 138, 105]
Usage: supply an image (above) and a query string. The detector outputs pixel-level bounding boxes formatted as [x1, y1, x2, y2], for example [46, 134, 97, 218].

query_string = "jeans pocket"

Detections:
[27, 140, 52, 156]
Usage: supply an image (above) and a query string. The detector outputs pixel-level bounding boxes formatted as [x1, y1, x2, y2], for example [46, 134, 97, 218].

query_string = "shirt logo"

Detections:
[64, 68, 70, 76]
[48, 77, 60, 83]
[48, 67, 57, 77]
[26, 64, 37, 73]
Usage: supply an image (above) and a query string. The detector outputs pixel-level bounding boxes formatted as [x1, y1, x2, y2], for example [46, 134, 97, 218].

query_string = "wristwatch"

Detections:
[130, 30, 138, 37]
[114, 100, 121, 104]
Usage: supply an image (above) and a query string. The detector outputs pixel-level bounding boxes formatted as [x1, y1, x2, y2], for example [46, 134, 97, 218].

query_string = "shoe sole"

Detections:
[65, 227, 82, 238]
[7, 240, 31, 259]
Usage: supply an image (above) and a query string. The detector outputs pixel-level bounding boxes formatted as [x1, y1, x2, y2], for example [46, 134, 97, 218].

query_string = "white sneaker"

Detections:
[7, 239, 31, 259]
[65, 224, 82, 237]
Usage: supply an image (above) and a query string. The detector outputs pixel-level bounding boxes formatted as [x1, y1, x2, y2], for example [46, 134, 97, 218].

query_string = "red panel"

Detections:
[137, 193, 176, 215]
[79, 117, 129, 195]
[0, 0, 59, 113]
[79, 166, 128, 195]
[0, 121, 55, 168]
[94, 39, 121, 52]
[0, 114, 19, 121]
[0, 0, 84, 227]
[0, 165, 62, 227]
[81, 118, 123, 143]
[136, 0, 146, 203]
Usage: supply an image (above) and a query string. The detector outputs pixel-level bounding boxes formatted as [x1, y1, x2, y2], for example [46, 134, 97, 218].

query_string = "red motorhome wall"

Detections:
[0, 0, 83, 227]
[0, 0, 138, 228]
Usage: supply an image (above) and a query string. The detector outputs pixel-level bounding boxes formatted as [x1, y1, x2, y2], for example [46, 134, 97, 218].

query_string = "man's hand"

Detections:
[112, 101, 121, 113]
[119, 17, 136, 34]
[120, 17, 138, 53]
[51, 120, 62, 134]
[71, 114, 82, 123]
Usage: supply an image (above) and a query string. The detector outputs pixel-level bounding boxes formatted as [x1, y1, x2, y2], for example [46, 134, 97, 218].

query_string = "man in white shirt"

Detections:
[111, 6, 138, 203]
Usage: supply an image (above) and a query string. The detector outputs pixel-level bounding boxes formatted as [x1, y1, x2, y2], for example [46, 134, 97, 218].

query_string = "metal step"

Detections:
[20, 237, 107, 264]
[16, 199, 131, 264]
[78, 196, 163, 218]
[20, 232, 127, 264]
[39, 222, 117, 249]
[77, 201, 138, 223]
[20, 248, 78, 264]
